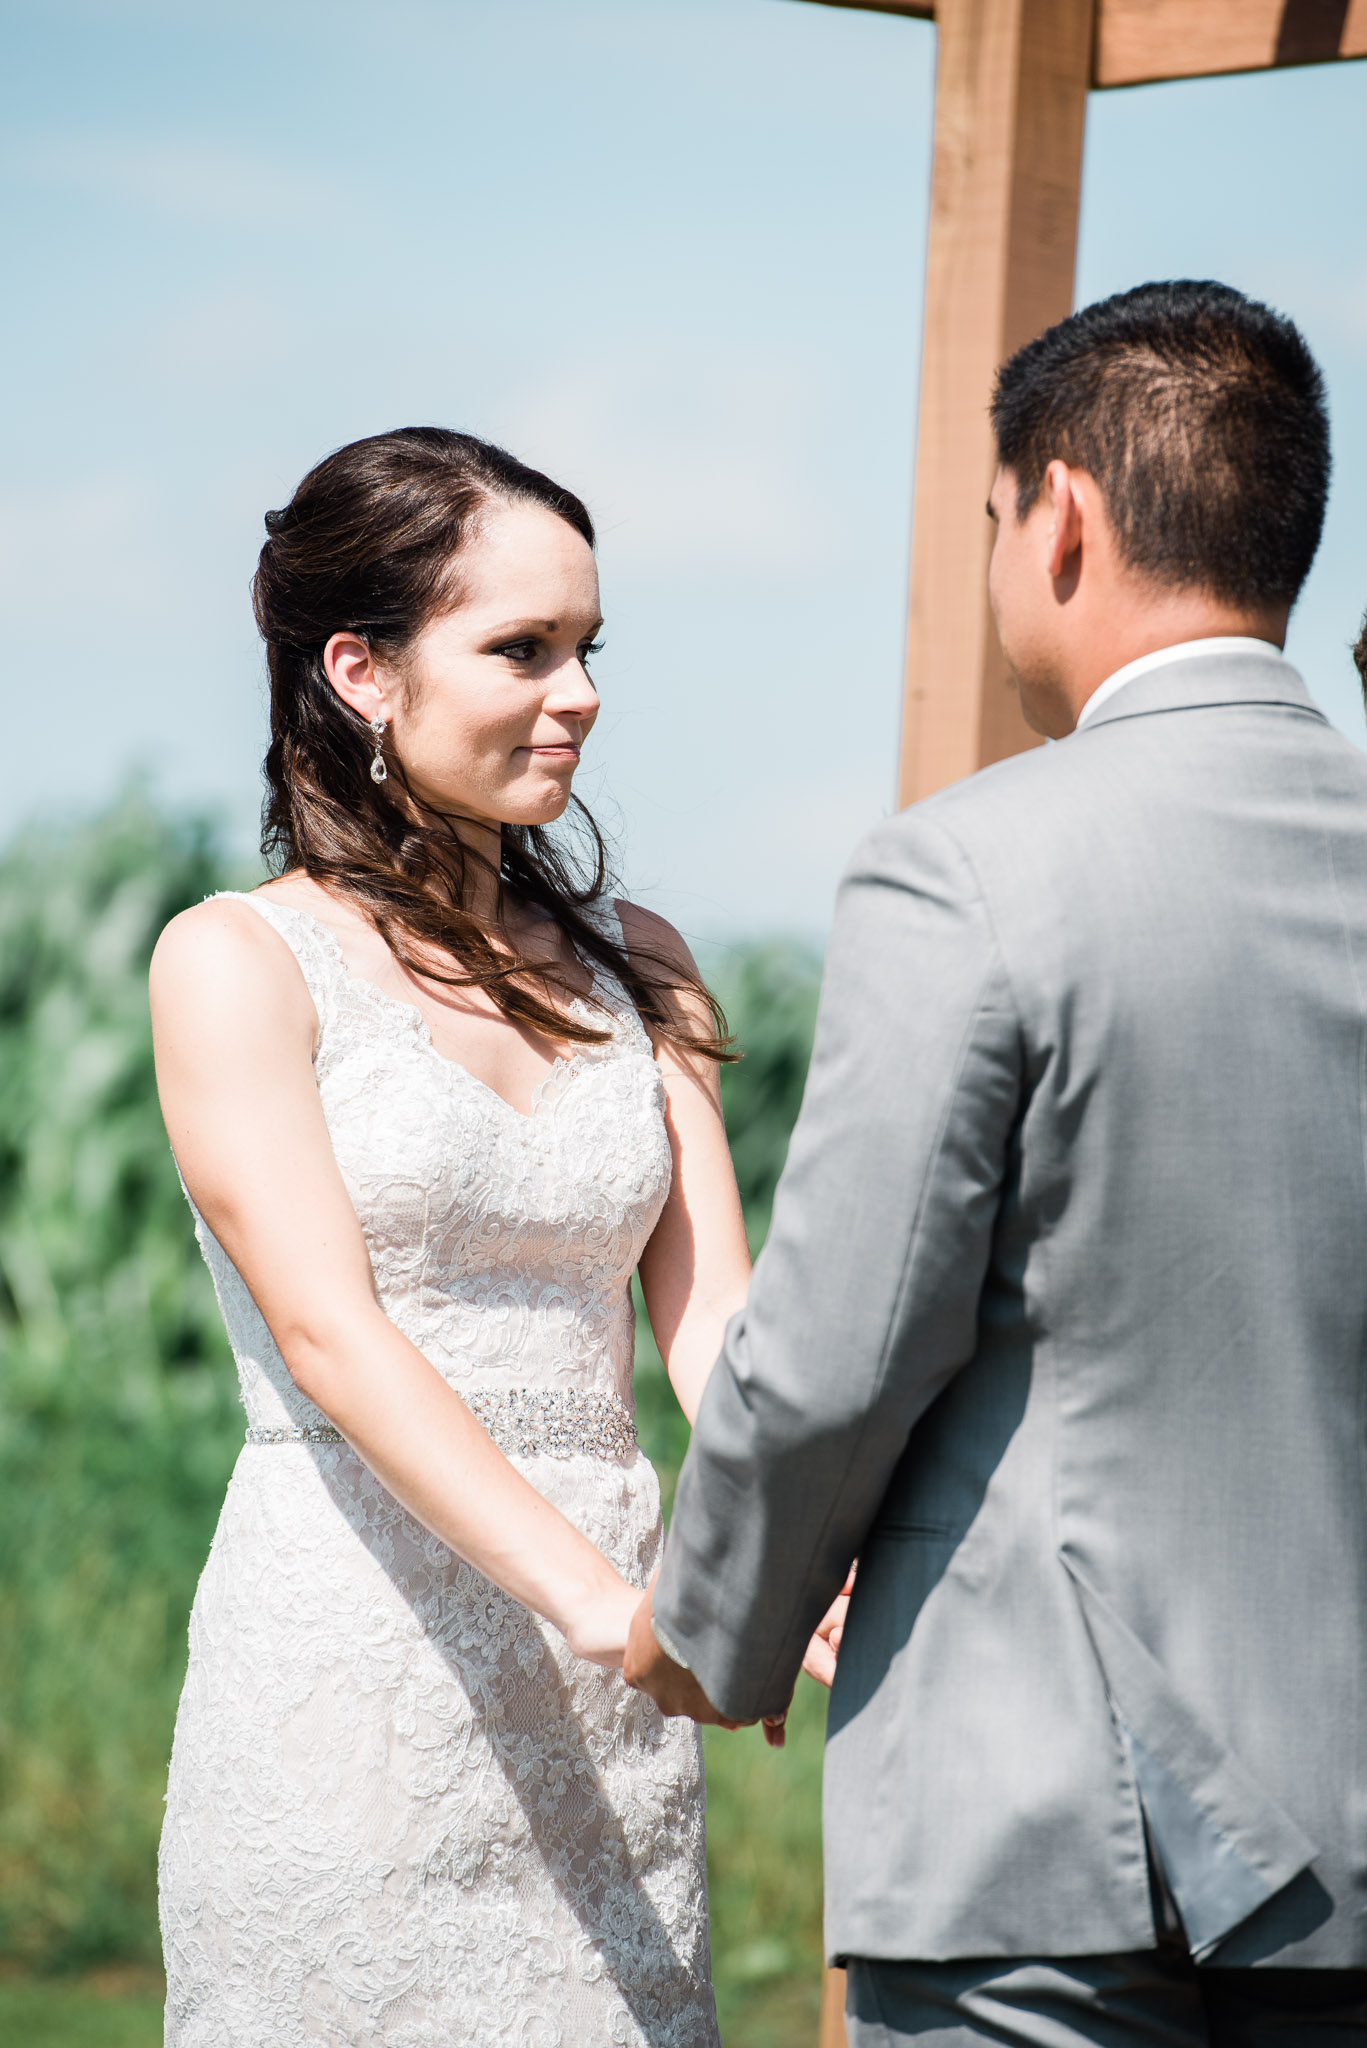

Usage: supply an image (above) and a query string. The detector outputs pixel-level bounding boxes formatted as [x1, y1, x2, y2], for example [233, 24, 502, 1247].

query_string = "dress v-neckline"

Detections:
[254, 895, 616, 1125]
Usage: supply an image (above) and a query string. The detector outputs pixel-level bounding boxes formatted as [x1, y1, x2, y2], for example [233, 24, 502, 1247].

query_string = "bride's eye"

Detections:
[491, 638, 538, 663]
[581, 639, 605, 666]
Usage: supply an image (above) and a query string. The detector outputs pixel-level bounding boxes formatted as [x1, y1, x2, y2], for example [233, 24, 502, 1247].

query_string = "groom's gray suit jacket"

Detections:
[654, 647, 1367, 1971]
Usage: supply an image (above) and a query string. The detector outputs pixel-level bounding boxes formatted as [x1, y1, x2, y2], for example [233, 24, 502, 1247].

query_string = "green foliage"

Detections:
[715, 944, 822, 1250]
[0, 798, 825, 2045]
[701, 1684, 828, 2048]
[0, 795, 248, 1970]
[0, 1975, 164, 2047]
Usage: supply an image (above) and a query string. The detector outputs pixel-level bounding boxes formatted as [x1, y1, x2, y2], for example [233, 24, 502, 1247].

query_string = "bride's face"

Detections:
[327, 500, 602, 829]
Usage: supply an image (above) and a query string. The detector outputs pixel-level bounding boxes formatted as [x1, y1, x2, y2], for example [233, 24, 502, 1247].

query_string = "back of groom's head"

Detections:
[991, 280, 1329, 611]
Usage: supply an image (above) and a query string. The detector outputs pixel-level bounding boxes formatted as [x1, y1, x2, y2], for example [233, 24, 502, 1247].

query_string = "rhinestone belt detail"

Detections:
[245, 1386, 638, 1463]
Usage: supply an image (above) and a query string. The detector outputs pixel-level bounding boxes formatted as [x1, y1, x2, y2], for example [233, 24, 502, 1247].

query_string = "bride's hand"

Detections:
[801, 1565, 856, 1690]
[562, 1578, 646, 1669]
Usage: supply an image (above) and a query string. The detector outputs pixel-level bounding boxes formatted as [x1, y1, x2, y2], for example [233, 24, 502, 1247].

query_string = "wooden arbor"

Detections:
[788, 2, 1367, 2042]
[798, 0, 1367, 809]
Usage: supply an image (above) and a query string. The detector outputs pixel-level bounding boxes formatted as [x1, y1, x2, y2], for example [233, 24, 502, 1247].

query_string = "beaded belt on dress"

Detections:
[245, 1386, 638, 1463]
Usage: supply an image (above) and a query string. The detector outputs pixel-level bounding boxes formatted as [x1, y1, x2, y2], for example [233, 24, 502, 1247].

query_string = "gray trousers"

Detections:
[845, 1944, 1367, 2046]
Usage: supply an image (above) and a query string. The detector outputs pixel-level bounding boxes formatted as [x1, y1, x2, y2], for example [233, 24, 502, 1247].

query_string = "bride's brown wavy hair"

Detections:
[254, 427, 732, 1059]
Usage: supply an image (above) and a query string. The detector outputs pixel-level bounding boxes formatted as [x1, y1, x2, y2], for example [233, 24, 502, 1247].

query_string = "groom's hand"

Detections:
[623, 1583, 752, 1731]
[801, 1564, 856, 1689]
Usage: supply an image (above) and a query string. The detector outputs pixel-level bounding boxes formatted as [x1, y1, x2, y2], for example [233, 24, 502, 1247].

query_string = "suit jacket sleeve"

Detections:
[652, 808, 1023, 1722]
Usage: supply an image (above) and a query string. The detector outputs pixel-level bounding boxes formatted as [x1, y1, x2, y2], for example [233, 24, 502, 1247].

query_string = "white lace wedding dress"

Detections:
[159, 894, 719, 2048]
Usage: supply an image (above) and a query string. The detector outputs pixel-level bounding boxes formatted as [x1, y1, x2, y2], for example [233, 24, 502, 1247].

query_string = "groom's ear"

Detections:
[1044, 460, 1087, 587]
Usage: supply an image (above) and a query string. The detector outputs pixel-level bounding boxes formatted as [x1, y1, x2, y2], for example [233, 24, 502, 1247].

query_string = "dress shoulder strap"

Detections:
[208, 891, 343, 1049]
[579, 894, 657, 1051]
[582, 894, 627, 951]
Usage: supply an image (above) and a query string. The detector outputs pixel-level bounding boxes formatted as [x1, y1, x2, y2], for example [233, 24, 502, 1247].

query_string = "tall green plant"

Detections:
[716, 943, 822, 1249]
[0, 795, 245, 1967]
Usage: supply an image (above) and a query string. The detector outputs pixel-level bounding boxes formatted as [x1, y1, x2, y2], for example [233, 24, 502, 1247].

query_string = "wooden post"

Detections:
[819, 1955, 851, 2047]
[897, 0, 1094, 806]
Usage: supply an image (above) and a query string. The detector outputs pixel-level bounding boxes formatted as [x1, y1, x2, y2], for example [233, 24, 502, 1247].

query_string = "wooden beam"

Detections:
[896, 0, 1092, 805]
[796, 0, 1367, 81]
[1095, 0, 1367, 87]
[799, 0, 934, 15]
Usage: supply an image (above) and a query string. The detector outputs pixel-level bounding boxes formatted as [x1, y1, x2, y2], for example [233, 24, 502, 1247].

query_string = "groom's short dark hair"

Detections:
[990, 280, 1329, 609]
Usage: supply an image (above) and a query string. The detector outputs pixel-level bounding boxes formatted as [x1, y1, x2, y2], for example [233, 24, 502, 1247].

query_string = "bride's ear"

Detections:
[324, 632, 390, 726]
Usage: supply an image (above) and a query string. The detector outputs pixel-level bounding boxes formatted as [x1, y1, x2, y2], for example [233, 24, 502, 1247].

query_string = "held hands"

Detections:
[621, 1571, 857, 1749]
[622, 1580, 759, 1733]
[616, 1563, 857, 1749]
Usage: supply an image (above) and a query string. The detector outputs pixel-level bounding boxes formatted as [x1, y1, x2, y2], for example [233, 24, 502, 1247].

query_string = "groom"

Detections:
[626, 281, 1367, 2043]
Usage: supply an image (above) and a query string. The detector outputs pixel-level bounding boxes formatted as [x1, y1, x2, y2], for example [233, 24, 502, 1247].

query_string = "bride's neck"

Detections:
[401, 803, 506, 932]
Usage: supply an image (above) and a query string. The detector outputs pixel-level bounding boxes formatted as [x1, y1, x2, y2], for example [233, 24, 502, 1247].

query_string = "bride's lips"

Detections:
[527, 743, 581, 762]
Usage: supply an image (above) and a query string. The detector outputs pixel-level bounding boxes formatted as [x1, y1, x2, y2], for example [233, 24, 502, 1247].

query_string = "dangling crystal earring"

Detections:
[369, 712, 388, 785]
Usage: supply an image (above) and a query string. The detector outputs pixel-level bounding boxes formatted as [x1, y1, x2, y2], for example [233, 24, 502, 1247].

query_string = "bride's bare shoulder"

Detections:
[150, 884, 314, 1023]
[611, 900, 701, 981]
[610, 900, 722, 1060]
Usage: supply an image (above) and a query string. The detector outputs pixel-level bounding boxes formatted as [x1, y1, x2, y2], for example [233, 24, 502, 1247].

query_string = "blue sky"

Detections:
[4, 0, 1365, 943]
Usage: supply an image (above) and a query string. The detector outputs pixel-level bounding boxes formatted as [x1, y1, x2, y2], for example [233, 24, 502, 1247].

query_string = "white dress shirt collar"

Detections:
[1074, 636, 1286, 732]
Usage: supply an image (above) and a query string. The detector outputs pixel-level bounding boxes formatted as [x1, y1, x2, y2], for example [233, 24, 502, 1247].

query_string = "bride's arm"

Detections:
[620, 906, 848, 1711]
[150, 898, 639, 1667]
[617, 904, 752, 1427]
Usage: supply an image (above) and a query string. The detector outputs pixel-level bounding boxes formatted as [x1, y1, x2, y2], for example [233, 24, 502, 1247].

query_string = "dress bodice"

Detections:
[193, 892, 673, 1441]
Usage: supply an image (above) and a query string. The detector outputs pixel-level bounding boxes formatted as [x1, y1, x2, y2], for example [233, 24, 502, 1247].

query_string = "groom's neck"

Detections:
[1028, 585, 1290, 740]
[1070, 587, 1288, 719]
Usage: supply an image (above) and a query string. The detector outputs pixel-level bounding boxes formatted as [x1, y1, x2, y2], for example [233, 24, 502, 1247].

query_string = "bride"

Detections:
[150, 428, 755, 2046]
